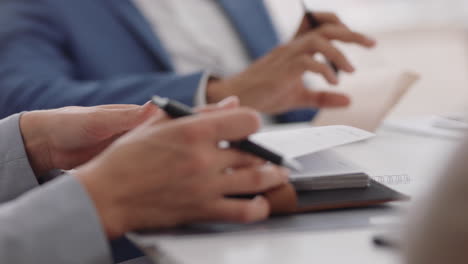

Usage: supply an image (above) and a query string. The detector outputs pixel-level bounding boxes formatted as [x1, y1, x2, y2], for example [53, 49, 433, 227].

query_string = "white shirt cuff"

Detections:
[194, 71, 218, 107]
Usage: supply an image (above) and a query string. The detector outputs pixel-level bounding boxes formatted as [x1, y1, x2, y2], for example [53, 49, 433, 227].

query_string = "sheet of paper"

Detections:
[312, 70, 420, 132]
[383, 116, 467, 140]
[292, 150, 364, 179]
[250, 125, 375, 158]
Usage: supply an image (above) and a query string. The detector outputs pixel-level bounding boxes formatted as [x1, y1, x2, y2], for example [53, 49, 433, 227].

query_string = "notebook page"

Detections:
[291, 150, 364, 179]
[250, 125, 374, 158]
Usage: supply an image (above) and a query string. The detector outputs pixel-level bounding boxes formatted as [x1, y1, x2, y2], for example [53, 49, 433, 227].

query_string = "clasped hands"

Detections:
[20, 97, 289, 239]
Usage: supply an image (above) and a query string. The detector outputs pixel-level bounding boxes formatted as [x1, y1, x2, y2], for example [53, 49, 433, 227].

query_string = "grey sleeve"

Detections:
[0, 174, 112, 264]
[0, 113, 39, 202]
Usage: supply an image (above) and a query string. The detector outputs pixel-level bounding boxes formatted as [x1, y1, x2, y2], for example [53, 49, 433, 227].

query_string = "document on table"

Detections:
[250, 125, 375, 158]
[312, 70, 420, 132]
[291, 150, 370, 190]
[383, 115, 467, 140]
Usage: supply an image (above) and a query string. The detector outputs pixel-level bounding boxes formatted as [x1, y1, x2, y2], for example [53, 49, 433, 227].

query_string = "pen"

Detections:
[151, 96, 303, 172]
[372, 234, 401, 250]
[301, 0, 339, 74]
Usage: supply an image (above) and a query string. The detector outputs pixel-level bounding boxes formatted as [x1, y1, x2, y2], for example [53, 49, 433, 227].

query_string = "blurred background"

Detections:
[265, 0, 468, 118]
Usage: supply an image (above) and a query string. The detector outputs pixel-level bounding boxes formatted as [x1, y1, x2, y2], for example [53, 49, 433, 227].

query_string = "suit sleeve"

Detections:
[0, 0, 203, 118]
[0, 114, 39, 202]
[0, 174, 112, 264]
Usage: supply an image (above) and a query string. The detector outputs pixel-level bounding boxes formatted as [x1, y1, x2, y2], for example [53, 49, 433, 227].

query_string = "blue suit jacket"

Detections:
[0, 0, 316, 122]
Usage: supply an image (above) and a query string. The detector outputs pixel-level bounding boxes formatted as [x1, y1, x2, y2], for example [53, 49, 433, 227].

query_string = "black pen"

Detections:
[301, 0, 339, 74]
[372, 234, 401, 250]
[151, 96, 303, 172]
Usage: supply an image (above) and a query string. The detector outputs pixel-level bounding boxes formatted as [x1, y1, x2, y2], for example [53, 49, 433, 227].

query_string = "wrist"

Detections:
[206, 77, 230, 104]
[19, 111, 52, 177]
[75, 164, 129, 239]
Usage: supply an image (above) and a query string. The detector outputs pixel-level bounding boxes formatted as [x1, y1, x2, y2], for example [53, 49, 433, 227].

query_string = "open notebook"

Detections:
[291, 150, 369, 190]
[251, 125, 374, 191]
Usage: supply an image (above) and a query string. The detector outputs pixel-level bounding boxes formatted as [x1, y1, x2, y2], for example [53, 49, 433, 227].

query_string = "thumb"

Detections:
[196, 96, 240, 114]
[94, 102, 159, 136]
[300, 89, 351, 108]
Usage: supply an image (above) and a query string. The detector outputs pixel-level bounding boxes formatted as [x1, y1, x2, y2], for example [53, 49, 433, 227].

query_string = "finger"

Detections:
[203, 196, 271, 223]
[313, 12, 345, 26]
[143, 110, 170, 126]
[295, 33, 355, 73]
[94, 104, 139, 110]
[317, 25, 376, 47]
[215, 149, 265, 171]
[220, 164, 289, 195]
[199, 148, 259, 174]
[299, 89, 351, 108]
[178, 108, 261, 142]
[298, 56, 338, 85]
[195, 96, 240, 114]
[295, 12, 345, 38]
[93, 102, 160, 135]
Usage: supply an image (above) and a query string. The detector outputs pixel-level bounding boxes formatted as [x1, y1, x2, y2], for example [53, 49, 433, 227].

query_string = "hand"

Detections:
[75, 107, 289, 239]
[206, 12, 376, 115]
[20, 103, 158, 177]
[294, 12, 376, 44]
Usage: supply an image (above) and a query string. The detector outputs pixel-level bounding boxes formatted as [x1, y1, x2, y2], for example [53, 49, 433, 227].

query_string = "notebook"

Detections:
[291, 150, 369, 191]
[251, 125, 374, 190]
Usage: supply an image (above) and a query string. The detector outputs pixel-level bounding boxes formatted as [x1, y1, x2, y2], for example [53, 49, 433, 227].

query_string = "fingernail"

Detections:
[142, 101, 157, 110]
[366, 37, 377, 46]
[251, 195, 268, 210]
[252, 195, 266, 204]
[217, 96, 239, 107]
[281, 167, 291, 176]
[261, 164, 289, 183]
[344, 64, 355, 73]
[330, 74, 339, 85]
[280, 168, 291, 183]
[249, 196, 269, 221]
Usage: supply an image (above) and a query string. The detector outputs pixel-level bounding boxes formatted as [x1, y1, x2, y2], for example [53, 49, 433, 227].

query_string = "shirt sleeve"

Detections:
[0, 113, 39, 202]
[0, 174, 112, 264]
[194, 71, 217, 107]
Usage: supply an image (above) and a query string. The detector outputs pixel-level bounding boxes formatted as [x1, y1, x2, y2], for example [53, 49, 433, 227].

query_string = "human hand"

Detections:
[206, 12, 376, 115]
[20, 103, 158, 177]
[294, 12, 376, 45]
[74, 107, 289, 239]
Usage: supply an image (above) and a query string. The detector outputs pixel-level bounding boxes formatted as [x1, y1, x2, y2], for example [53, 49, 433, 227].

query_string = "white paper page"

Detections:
[383, 116, 466, 140]
[291, 150, 364, 179]
[250, 125, 375, 158]
[312, 70, 419, 132]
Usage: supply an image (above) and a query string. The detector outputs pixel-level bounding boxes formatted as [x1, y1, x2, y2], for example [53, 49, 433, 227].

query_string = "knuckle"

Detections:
[305, 32, 320, 43]
[318, 24, 334, 33]
[323, 12, 340, 23]
[328, 48, 343, 61]
[317, 63, 330, 74]
[297, 55, 311, 68]
[249, 170, 266, 189]
[237, 108, 260, 131]
[188, 152, 212, 174]
[330, 13, 340, 22]
[180, 123, 209, 144]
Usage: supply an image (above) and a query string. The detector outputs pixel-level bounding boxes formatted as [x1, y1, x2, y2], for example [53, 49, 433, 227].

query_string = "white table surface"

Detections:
[130, 124, 462, 264]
